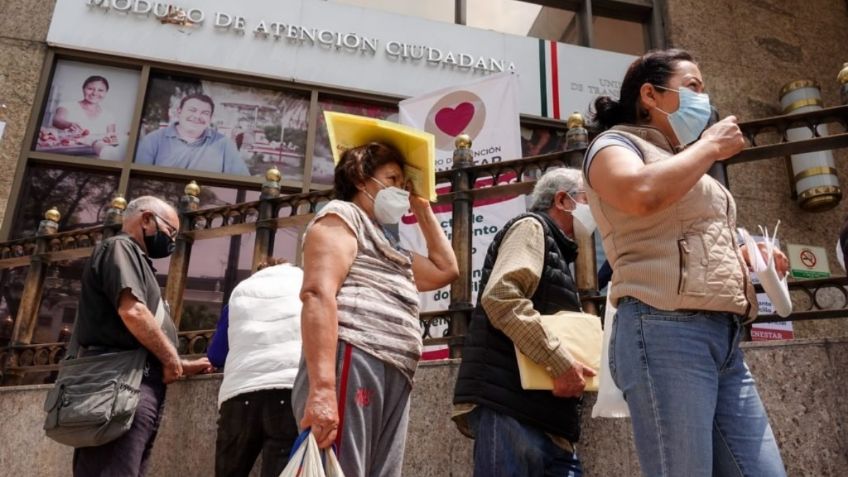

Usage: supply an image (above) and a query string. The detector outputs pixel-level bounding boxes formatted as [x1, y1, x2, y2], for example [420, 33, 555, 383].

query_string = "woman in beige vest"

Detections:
[583, 49, 789, 477]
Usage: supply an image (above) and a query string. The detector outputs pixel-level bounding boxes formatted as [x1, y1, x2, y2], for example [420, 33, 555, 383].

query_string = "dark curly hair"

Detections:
[333, 142, 405, 201]
[590, 49, 695, 131]
[82, 75, 110, 91]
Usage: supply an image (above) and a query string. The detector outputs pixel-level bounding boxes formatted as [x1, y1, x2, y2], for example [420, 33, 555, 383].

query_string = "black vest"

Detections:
[453, 212, 584, 441]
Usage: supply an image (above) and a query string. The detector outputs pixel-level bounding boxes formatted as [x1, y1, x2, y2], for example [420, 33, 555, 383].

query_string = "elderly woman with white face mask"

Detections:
[292, 139, 458, 477]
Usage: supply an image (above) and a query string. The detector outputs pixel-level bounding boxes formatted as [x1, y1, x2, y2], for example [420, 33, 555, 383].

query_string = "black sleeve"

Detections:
[840, 219, 848, 270]
[98, 239, 151, 310]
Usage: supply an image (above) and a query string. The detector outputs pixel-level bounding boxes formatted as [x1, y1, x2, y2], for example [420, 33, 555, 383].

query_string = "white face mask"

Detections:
[567, 193, 596, 236]
[366, 177, 409, 225]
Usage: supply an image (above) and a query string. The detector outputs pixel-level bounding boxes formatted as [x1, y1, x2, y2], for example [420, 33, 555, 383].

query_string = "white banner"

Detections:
[399, 73, 527, 359]
[751, 293, 794, 341]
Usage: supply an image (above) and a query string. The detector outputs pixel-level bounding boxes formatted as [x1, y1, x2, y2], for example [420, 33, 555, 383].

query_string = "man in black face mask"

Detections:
[72, 196, 212, 477]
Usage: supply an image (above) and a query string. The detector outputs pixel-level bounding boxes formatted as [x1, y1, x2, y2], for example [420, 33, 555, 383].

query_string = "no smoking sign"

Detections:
[788, 244, 830, 279]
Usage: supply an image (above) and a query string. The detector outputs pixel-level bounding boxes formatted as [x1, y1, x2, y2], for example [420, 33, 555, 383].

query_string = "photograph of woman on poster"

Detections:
[35, 61, 139, 160]
[51, 76, 118, 155]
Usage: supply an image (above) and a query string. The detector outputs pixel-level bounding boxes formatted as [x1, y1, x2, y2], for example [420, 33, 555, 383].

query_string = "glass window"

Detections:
[35, 60, 140, 161]
[273, 226, 305, 266]
[9, 165, 120, 239]
[137, 74, 310, 180]
[520, 124, 568, 157]
[0, 266, 28, 345]
[593, 16, 647, 55]
[311, 96, 398, 185]
[179, 235, 236, 331]
[466, 0, 580, 43]
[34, 258, 86, 344]
[327, 0, 455, 23]
[127, 178, 261, 331]
[127, 175, 260, 212]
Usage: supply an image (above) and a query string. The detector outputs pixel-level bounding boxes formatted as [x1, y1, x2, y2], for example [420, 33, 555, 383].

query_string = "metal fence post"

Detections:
[3, 208, 59, 383]
[11, 207, 59, 346]
[102, 195, 127, 238]
[253, 167, 281, 272]
[448, 134, 474, 358]
[166, 181, 199, 329]
[574, 232, 599, 316]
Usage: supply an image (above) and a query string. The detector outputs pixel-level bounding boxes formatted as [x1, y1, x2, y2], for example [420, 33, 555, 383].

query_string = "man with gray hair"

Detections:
[72, 196, 212, 476]
[453, 167, 596, 476]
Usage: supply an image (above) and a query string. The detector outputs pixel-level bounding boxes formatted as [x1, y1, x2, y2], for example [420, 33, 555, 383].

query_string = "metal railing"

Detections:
[1, 105, 847, 384]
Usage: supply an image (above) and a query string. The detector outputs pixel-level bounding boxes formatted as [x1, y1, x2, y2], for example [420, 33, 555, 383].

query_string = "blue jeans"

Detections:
[468, 405, 582, 477]
[611, 297, 787, 477]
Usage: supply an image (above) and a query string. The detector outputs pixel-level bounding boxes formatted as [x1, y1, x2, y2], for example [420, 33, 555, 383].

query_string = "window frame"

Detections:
[458, 0, 665, 51]
[1, 48, 400, 240]
[3, 1, 666, 240]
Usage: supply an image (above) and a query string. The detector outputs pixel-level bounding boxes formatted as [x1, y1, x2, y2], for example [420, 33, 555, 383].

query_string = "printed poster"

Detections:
[399, 73, 527, 359]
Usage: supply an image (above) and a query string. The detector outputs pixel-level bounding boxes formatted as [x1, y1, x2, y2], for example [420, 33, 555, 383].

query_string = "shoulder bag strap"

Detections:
[153, 299, 166, 327]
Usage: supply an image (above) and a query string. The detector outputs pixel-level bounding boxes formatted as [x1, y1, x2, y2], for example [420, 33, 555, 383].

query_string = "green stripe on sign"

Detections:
[790, 270, 831, 279]
[538, 39, 547, 117]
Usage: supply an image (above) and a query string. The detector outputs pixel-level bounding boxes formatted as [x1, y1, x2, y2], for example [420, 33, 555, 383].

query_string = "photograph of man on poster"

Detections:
[135, 93, 249, 175]
[135, 75, 310, 179]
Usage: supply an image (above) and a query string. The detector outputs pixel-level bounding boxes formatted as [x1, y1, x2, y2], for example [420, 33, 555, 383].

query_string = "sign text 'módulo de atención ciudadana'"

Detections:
[85, 0, 517, 74]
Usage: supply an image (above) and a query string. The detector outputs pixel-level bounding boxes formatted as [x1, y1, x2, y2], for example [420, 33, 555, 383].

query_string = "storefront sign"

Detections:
[787, 243, 831, 279]
[86, 0, 206, 23]
[85, 0, 515, 74]
[52, 0, 635, 118]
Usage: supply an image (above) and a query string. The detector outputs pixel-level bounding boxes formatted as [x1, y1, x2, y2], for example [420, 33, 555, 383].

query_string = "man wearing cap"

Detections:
[293, 112, 457, 477]
[453, 168, 596, 476]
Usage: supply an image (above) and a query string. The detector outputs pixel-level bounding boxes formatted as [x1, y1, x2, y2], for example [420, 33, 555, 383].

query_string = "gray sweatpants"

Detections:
[292, 340, 412, 477]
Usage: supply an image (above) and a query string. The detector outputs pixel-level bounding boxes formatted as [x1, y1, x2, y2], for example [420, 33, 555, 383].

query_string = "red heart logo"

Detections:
[434, 102, 475, 137]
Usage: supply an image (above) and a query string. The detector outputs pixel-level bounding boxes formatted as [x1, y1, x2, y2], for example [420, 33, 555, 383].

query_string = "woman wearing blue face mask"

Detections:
[582, 49, 789, 477]
[293, 142, 458, 477]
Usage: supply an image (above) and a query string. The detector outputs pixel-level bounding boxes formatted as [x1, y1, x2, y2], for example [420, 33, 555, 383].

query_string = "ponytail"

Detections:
[589, 49, 695, 132]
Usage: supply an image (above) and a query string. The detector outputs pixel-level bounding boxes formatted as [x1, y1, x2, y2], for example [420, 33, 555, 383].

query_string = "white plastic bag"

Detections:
[739, 224, 792, 318]
[591, 291, 630, 418]
[279, 431, 345, 477]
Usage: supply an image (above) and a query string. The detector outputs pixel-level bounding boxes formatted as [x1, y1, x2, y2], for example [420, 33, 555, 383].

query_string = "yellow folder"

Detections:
[515, 311, 603, 392]
[324, 111, 437, 202]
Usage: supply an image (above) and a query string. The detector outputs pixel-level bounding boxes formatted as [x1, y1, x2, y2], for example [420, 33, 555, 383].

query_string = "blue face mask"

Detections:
[654, 86, 712, 146]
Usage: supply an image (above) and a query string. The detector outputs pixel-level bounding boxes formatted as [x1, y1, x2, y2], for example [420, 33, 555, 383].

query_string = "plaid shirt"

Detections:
[452, 217, 579, 451]
[480, 217, 576, 377]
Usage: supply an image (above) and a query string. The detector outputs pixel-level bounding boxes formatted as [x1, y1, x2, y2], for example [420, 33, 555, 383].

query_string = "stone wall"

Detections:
[664, 0, 848, 339]
[1, 338, 846, 476]
[0, 0, 55, 229]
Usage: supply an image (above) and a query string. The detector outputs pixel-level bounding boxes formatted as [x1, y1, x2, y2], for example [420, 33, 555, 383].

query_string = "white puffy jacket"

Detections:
[217, 264, 303, 408]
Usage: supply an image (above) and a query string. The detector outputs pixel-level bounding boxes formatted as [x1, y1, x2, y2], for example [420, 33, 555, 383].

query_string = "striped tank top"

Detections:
[307, 200, 421, 383]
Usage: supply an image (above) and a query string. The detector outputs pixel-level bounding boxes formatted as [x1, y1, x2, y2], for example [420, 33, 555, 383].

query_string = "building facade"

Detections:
[0, 0, 845, 345]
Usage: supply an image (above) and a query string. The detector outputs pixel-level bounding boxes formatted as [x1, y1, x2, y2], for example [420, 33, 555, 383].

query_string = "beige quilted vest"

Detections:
[585, 125, 757, 321]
